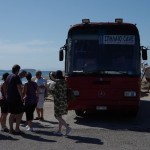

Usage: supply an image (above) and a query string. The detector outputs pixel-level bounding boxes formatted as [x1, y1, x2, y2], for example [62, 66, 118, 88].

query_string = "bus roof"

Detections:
[68, 21, 139, 35]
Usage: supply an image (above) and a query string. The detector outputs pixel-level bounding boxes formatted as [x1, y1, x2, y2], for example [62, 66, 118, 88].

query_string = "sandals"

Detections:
[40, 117, 44, 121]
[65, 127, 72, 135]
[9, 130, 16, 135]
[9, 130, 25, 135]
[15, 130, 25, 135]
[34, 117, 40, 120]
[53, 131, 63, 136]
[1, 127, 9, 133]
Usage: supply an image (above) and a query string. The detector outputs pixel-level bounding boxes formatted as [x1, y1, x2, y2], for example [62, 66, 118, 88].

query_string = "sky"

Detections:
[0, 0, 150, 71]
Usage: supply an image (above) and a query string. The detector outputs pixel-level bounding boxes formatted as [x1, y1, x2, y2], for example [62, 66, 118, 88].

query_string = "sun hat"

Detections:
[49, 71, 56, 81]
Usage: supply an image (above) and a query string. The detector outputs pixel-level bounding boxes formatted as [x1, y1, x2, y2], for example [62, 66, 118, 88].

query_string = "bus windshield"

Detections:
[69, 33, 140, 75]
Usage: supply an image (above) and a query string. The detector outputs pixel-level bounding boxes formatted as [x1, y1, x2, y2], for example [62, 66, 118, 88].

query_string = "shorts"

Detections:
[1, 101, 9, 113]
[36, 94, 45, 109]
[8, 100, 24, 115]
[25, 104, 36, 121]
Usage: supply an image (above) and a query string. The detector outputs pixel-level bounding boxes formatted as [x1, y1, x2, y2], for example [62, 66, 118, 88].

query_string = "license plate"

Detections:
[96, 106, 107, 110]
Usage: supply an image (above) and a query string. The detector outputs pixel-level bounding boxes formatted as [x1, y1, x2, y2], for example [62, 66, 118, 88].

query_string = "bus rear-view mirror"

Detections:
[142, 49, 147, 60]
[59, 49, 64, 61]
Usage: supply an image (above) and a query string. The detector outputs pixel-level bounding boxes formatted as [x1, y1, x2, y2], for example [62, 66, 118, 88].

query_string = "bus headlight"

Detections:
[124, 91, 136, 97]
[73, 90, 80, 96]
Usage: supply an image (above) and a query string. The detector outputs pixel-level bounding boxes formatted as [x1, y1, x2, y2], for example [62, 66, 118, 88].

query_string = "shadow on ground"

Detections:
[0, 133, 19, 141]
[67, 135, 103, 145]
[21, 131, 56, 143]
[74, 100, 150, 133]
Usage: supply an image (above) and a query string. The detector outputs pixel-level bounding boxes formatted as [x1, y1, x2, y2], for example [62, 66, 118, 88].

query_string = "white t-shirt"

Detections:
[35, 77, 47, 94]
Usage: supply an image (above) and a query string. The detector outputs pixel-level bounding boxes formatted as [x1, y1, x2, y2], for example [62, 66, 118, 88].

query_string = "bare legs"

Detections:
[36, 108, 44, 120]
[56, 116, 68, 132]
[27, 120, 32, 128]
[1, 113, 8, 130]
[9, 113, 22, 133]
[26, 120, 33, 131]
[9, 114, 15, 132]
[15, 114, 22, 131]
[55, 116, 71, 135]
[36, 108, 40, 119]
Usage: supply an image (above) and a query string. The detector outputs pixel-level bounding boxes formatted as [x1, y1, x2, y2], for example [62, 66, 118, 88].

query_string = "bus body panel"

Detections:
[67, 76, 140, 112]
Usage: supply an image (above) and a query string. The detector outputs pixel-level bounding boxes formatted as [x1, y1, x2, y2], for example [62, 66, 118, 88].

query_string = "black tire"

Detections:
[128, 111, 138, 118]
[75, 110, 84, 117]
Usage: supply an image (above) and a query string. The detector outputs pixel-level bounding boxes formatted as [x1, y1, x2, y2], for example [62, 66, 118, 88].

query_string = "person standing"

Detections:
[35, 70, 47, 121]
[142, 64, 150, 92]
[0, 73, 9, 132]
[19, 70, 27, 124]
[49, 70, 71, 136]
[6, 64, 24, 134]
[23, 72, 39, 131]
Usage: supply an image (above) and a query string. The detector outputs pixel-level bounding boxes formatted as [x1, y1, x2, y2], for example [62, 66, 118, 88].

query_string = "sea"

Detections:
[0, 69, 50, 85]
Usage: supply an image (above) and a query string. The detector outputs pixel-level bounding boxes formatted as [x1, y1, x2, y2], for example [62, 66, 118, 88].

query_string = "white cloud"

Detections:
[0, 39, 63, 70]
[0, 39, 55, 54]
[24, 40, 54, 46]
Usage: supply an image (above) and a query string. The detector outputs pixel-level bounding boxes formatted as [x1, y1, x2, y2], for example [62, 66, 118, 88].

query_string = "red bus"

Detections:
[59, 18, 147, 117]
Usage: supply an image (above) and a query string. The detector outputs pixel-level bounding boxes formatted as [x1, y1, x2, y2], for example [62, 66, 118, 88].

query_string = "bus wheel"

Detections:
[128, 111, 138, 118]
[75, 110, 84, 117]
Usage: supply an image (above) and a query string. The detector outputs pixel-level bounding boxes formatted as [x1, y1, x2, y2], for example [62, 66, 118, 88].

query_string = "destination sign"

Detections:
[99, 35, 135, 45]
